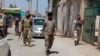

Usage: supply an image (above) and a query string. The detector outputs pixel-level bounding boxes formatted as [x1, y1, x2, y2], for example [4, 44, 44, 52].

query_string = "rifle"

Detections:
[18, 23, 24, 40]
[18, 32, 22, 40]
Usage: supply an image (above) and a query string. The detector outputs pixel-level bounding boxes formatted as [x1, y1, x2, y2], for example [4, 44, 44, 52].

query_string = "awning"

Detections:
[3, 8, 21, 14]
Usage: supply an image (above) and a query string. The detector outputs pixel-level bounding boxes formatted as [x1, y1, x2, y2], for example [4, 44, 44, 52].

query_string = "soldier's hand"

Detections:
[42, 32, 45, 37]
[41, 33, 44, 37]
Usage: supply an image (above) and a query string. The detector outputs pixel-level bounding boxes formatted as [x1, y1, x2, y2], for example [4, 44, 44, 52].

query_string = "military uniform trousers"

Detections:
[23, 28, 32, 44]
[45, 33, 54, 50]
[15, 25, 19, 34]
[76, 28, 81, 42]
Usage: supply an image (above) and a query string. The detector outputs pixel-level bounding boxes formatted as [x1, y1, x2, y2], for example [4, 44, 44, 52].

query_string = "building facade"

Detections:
[48, 0, 100, 45]
[56, 0, 86, 36]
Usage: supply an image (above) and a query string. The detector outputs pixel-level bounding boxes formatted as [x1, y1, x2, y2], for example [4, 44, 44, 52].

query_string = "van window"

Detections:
[34, 19, 44, 25]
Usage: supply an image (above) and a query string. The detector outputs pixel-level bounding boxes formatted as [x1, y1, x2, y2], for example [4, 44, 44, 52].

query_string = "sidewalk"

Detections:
[54, 35, 100, 56]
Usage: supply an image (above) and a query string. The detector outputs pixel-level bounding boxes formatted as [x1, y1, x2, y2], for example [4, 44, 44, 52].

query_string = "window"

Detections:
[34, 19, 44, 25]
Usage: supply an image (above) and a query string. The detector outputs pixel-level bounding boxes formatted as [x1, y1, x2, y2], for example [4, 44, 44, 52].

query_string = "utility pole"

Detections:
[30, 0, 32, 16]
[49, 0, 53, 12]
[27, 0, 30, 11]
[36, 0, 38, 17]
[0, 0, 3, 8]
[27, 0, 32, 18]
[14, 0, 16, 8]
[3, 0, 5, 8]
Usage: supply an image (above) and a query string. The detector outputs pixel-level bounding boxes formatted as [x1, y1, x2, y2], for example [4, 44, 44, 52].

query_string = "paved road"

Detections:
[5, 26, 100, 56]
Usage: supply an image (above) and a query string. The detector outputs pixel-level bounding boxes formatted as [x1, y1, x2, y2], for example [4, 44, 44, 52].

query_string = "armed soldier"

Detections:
[75, 15, 84, 46]
[42, 12, 56, 55]
[21, 12, 32, 47]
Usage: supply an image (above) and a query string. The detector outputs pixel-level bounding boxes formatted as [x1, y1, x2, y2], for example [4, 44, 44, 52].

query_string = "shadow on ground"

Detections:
[50, 51, 59, 54]
[20, 44, 36, 47]
[78, 43, 85, 45]
[46, 51, 59, 56]
[7, 39, 14, 41]
[33, 37, 45, 39]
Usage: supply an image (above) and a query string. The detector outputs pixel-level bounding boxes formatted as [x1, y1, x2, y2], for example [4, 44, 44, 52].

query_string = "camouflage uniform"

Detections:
[15, 18, 19, 35]
[75, 19, 83, 44]
[22, 17, 32, 45]
[43, 19, 56, 50]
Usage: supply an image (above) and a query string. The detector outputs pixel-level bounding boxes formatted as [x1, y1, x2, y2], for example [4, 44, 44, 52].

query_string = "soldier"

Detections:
[75, 15, 84, 46]
[14, 17, 19, 35]
[21, 13, 32, 47]
[4, 13, 9, 36]
[42, 12, 56, 55]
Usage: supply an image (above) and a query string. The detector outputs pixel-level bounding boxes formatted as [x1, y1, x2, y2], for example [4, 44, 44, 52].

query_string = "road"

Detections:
[5, 25, 100, 56]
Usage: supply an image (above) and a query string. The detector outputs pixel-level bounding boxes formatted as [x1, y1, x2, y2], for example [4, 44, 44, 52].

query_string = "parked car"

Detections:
[0, 14, 11, 55]
[0, 36, 11, 56]
[32, 18, 45, 37]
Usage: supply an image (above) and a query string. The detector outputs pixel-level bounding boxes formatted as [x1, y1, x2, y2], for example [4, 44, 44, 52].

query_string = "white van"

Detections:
[0, 37, 11, 56]
[32, 18, 45, 37]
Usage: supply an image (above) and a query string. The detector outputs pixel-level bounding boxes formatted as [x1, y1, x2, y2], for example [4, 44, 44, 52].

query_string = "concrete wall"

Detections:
[57, 0, 67, 34]
[48, 0, 53, 12]
[69, 0, 79, 37]
[56, 0, 86, 36]
[57, 4, 63, 33]
[78, 0, 86, 20]
[67, 0, 86, 37]
[62, 4, 68, 35]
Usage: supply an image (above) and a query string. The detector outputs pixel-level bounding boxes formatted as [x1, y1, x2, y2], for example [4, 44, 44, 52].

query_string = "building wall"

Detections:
[62, 3, 68, 35]
[78, 0, 86, 20]
[57, 0, 68, 34]
[56, 0, 86, 36]
[57, 4, 63, 33]
[48, 0, 53, 12]
[67, 0, 86, 38]
[69, 0, 79, 37]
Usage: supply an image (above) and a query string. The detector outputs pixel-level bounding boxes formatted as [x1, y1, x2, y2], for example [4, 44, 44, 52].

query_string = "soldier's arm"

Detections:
[30, 19, 33, 30]
[81, 19, 84, 25]
[20, 19, 24, 32]
[42, 21, 46, 33]
[30, 19, 33, 26]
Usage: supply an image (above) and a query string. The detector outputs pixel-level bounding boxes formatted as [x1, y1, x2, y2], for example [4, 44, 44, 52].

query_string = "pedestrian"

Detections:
[42, 12, 56, 55]
[74, 15, 84, 46]
[14, 17, 19, 35]
[21, 12, 32, 47]
[0, 14, 5, 37]
[3, 13, 9, 36]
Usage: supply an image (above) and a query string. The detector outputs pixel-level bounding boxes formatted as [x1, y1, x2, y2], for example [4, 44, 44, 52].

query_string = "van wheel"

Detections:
[8, 50, 11, 56]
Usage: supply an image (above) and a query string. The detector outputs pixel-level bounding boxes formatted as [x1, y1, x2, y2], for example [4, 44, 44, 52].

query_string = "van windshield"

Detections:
[34, 19, 44, 25]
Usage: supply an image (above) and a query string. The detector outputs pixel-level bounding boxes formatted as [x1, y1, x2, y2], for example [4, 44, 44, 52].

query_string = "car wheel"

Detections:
[8, 50, 11, 56]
